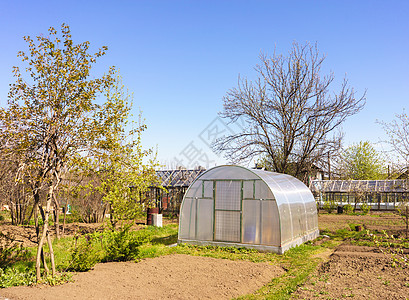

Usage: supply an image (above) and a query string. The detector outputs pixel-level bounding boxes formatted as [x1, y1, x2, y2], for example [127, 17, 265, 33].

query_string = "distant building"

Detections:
[147, 168, 206, 215]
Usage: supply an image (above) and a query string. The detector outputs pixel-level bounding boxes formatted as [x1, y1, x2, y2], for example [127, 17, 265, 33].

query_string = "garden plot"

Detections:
[293, 244, 409, 299]
[0, 254, 284, 300]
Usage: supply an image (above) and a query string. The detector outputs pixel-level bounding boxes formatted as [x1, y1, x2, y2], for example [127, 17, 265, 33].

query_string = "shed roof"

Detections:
[154, 169, 206, 188]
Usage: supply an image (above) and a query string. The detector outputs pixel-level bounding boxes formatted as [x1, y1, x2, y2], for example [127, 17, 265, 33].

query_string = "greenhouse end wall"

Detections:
[177, 165, 319, 254]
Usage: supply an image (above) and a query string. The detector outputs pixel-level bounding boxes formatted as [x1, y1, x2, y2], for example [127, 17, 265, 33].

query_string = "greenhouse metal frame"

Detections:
[310, 179, 409, 210]
[178, 165, 319, 254]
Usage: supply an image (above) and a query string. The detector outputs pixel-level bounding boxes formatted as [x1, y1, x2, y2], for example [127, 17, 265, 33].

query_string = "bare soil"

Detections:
[293, 243, 409, 299]
[0, 254, 284, 300]
[0, 223, 107, 247]
[318, 212, 408, 237]
[0, 218, 177, 247]
[293, 212, 409, 300]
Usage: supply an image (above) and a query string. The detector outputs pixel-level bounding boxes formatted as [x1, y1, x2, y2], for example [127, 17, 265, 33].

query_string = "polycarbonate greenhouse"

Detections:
[177, 165, 319, 254]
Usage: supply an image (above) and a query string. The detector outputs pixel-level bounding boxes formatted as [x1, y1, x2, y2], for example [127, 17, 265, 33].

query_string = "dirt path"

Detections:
[0, 254, 284, 300]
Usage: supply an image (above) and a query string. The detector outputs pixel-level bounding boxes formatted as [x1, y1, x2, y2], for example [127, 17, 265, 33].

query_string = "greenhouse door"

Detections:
[214, 180, 242, 242]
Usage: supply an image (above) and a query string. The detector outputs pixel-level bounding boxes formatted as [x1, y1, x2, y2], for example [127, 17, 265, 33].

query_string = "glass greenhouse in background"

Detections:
[310, 179, 409, 210]
[178, 165, 319, 254]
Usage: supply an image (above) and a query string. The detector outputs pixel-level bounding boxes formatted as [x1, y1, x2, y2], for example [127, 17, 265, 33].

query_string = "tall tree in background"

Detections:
[0, 24, 114, 281]
[340, 141, 385, 180]
[380, 111, 409, 236]
[213, 42, 365, 182]
[379, 110, 409, 173]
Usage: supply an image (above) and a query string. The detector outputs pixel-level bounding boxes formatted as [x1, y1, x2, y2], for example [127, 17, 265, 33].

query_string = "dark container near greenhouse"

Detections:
[146, 207, 159, 225]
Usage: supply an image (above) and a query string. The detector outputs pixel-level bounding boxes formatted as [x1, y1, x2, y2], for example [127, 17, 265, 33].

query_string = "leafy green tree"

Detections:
[73, 76, 160, 228]
[0, 24, 115, 281]
[340, 141, 385, 180]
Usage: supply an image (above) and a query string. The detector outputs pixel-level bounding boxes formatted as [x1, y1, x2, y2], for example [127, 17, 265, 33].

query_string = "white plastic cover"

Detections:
[178, 165, 319, 253]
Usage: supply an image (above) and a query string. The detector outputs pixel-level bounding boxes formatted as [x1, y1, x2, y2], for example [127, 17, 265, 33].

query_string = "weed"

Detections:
[383, 280, 390, 286]
[365, 230, 409, 268]
[39, 272, 73, 286]
[341, 293, 355, 298]
[348, 223, 362, 231]
[0, 232, 32, 269]
[0, 267, 36, 288]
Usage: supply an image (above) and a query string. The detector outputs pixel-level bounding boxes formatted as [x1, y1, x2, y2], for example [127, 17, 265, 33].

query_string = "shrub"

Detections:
[66, 234, 100, 272]
[361, 202, 371, 215]
[102, 225, 151, 262]
[344, 204, 354, 214]
[323, 199, 337, 213]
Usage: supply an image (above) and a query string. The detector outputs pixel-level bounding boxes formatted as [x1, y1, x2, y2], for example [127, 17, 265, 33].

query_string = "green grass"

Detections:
[234, 241, 339, 300]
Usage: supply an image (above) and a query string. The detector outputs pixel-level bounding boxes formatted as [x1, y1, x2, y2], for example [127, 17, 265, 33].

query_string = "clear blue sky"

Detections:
[1, 0, 408, 169]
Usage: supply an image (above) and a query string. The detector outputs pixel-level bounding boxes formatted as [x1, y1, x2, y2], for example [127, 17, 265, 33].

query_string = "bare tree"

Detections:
[214, 42, 366, 182]
[379, 110, 409, 170]
[380, 111, 409, 237]
[0, 155, 33, 225]
[61, 172, 107, 224]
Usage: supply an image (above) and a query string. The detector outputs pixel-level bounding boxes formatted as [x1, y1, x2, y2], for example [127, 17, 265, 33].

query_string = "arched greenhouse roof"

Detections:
[178, 165, 319, 254]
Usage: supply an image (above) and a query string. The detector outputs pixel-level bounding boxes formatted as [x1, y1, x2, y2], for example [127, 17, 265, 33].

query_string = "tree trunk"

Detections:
[46, 232, 56, 276]
[53, 194, 60, 240]
[62, 202, 68, 236]
[36, 199, 51, 281]
[35, 185, 56, 281]
[101, 204, 107, 223]
[10, 201, 16, 225]
[405, 205, 409, 238]
[26, 204, 35, 227]
[354, 196, 358, 212]
[38, 205, 52, 274]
